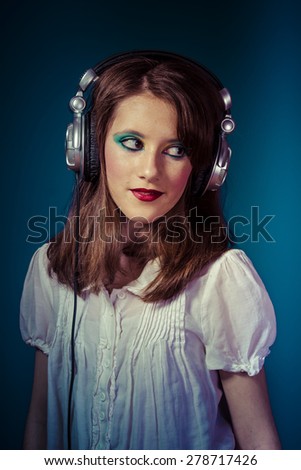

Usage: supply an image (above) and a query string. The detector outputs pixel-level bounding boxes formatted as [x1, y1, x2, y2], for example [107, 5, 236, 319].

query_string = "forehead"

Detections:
[108, 92, 178, 137]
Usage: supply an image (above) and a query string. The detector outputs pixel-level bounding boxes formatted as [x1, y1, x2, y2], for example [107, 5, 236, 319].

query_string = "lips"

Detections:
[130, 188, 163, 202]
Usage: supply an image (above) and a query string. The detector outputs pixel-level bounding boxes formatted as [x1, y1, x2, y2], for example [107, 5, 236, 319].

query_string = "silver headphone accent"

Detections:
[199, 88, 235, 195]
[65, 69, 98, 176]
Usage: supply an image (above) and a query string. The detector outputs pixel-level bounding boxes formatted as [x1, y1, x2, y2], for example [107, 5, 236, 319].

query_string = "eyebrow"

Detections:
[113, 130, 182, 143]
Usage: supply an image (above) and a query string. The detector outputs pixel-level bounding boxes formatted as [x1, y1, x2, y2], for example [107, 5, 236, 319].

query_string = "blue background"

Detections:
[1, 0, 300, 449]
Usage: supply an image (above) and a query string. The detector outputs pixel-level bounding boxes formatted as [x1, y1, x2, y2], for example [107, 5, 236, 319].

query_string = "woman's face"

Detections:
[104, 92, 192, 223]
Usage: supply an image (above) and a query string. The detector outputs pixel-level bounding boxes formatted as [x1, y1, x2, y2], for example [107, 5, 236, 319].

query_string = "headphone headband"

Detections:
[94, 50, 224, 84]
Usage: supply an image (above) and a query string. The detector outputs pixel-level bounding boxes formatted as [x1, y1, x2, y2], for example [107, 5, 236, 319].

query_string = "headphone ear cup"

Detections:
[192, 167, 211, 196]
[84, 112, 100, 182]
[203, 135, 231, 193]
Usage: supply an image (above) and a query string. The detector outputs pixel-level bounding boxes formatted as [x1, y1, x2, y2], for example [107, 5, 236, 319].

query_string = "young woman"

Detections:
[20, 50, 281, 450]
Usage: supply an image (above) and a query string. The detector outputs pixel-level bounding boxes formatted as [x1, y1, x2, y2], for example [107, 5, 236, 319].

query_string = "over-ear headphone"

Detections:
[65, 50, 235, 195]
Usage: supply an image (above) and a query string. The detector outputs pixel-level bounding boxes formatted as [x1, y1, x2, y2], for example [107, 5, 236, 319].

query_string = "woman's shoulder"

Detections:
[187, 247, 270, 301]
[198, 247, 257, 280]
[212, 247, 253, 265]
[28, 241, 50, 265]
[22, 242, 65, 299]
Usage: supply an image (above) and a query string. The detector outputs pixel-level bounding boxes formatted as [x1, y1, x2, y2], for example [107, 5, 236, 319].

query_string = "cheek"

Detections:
[104, 144, 122, 184]
[171, 165, 192, 194]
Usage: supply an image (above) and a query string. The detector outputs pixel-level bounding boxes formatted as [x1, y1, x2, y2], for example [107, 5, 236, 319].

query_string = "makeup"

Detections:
[131, 188, 163, 202]
[113, 133, 143, 152]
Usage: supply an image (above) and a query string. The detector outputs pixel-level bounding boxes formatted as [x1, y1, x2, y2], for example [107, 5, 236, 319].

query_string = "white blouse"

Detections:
[20, 244, 276, 450]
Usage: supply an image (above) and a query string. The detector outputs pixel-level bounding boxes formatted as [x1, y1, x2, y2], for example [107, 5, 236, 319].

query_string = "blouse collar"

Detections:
[121, 258, 161, 296]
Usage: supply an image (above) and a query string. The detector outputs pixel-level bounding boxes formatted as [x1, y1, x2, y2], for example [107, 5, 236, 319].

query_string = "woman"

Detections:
[20, 50, 281, 450]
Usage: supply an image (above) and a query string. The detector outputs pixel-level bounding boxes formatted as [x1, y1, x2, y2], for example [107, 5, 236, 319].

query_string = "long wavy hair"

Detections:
[48, 52, 231, 302]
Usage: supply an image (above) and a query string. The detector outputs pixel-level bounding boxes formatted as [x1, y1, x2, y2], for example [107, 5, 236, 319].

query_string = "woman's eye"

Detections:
[163, 145, 187, 159]
[120, 138, 144, 151]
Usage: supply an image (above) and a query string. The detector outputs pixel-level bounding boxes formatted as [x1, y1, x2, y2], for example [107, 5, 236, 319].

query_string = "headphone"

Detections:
[65, 50, 235, 195]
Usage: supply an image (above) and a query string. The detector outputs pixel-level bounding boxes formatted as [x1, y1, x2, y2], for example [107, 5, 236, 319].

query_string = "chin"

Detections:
[118, 201, 183, 225]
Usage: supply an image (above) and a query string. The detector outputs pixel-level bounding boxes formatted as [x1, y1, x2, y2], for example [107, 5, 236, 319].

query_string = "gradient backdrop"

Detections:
[1, 0, 300, 449]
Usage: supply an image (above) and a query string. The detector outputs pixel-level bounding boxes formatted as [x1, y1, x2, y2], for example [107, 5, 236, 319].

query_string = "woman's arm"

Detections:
[219, 367, 281, 450]
[23, 349, 48, 449]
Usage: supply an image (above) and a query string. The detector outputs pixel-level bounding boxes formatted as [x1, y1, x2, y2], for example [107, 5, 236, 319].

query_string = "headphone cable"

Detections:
[67, 173, 80, 450]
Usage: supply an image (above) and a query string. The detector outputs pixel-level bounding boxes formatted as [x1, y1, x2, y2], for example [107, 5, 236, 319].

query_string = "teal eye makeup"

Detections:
[112, 133, 191, 158]
[113, 133, 144, 152]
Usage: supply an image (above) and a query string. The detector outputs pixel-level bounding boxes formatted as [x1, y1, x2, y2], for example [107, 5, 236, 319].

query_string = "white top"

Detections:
[20, 244, 276, 450]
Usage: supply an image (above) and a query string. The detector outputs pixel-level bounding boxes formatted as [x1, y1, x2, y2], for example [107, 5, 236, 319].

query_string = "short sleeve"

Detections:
[20, 243, 58, 354]
[200, 249, 277, 376]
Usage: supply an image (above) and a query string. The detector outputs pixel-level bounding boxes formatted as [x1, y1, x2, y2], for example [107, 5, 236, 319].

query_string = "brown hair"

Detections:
[48, 52, 230, 302]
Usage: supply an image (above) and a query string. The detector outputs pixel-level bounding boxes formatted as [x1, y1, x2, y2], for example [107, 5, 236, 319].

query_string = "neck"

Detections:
[105, 251, 146, 293]
[119, 217, 152, 245]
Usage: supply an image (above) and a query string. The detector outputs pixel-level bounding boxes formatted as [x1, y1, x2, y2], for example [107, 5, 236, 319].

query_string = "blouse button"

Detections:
[99, 411, 105, 421]
[117, 291, 126, 299]
[100, 391, 106, 401]
[103, 359, 110, 368]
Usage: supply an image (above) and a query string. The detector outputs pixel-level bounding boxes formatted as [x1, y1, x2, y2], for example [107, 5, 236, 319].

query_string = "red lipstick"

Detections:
[131, 188, 163, 202]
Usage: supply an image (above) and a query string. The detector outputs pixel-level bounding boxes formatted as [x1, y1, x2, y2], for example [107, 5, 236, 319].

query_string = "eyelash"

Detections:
[118, 137, 189, 159]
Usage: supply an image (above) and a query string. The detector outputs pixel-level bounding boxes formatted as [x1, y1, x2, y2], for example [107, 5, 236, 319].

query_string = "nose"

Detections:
[137, 148, 161, 182]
